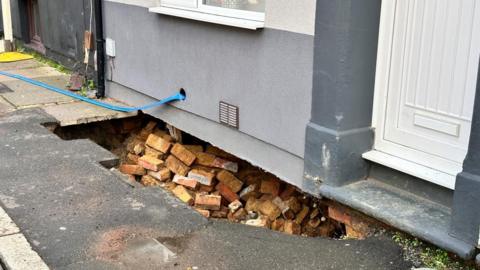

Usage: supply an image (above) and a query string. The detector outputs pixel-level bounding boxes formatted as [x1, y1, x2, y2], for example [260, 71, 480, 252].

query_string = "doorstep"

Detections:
[318, 179, 476, 259]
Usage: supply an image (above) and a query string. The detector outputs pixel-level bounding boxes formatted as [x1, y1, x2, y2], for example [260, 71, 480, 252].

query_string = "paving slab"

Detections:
[42, 99, 137, 126]
[0, 207, 19, 236]
[0, 66, 64, 82]
[0, 97, 14, 114]
[0, 234, 49, 270]
[0, 109, 412, 270]
[1, 75, 74, 107]
[0, 59, 44, 71]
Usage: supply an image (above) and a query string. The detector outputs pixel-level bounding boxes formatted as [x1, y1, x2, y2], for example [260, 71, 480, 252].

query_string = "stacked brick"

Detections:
[119, 121, 340, 238]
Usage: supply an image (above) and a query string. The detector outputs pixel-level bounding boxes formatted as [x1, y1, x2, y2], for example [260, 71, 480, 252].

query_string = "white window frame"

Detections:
[159, 0, 265, 22]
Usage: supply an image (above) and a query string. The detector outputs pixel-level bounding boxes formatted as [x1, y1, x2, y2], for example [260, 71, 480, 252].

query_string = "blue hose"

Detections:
[0, 71, 185, 112]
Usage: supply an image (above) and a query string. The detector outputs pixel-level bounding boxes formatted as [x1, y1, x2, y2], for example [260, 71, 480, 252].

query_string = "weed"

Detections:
[16, 45, 71, 74]
[392, 232, 475, 270]
[79, 86, 88, 97]
[87, 79, 96, 90]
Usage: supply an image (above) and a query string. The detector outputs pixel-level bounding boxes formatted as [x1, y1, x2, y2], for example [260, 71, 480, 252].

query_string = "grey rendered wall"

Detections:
[103, 2, 314, 159]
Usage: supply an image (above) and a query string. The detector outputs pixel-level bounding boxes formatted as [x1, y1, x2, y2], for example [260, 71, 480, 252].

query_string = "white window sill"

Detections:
[148, 6, 264, 30]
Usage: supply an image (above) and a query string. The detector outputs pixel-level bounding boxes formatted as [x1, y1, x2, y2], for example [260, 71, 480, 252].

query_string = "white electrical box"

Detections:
[106, 38, 115, 57]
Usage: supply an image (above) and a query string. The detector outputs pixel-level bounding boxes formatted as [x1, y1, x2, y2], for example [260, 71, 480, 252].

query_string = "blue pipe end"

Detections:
[179, 88, 187, 101]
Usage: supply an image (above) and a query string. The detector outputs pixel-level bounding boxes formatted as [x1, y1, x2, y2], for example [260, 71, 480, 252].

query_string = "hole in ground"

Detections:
[48, 113, 349, 239]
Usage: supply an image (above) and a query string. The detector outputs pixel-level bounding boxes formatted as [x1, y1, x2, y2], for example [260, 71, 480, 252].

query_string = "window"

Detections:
[151, 0, 265, 29]
[203, 0, 265, 13]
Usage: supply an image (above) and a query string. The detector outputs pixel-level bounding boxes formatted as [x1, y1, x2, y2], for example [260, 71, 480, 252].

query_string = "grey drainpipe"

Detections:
[94, 0, 106, 98]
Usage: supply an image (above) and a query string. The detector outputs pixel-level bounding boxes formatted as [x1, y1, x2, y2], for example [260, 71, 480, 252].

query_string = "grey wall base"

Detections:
[450, 172, 480, 246]
[106, 81, 305, 188]
[303, 122, 373, 193]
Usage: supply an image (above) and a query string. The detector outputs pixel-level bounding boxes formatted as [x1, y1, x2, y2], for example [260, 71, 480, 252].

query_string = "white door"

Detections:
[366, 0, 480, 189]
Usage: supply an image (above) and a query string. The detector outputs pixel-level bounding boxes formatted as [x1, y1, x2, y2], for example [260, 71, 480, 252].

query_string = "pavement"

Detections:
[0, 58, 413, 270]
[0, 59, 136, 126]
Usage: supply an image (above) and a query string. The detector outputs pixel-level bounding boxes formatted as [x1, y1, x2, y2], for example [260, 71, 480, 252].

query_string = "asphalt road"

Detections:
[0, 109, 412, 270]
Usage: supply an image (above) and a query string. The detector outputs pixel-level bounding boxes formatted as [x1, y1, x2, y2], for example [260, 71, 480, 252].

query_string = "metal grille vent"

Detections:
[219, 101, 239, 129]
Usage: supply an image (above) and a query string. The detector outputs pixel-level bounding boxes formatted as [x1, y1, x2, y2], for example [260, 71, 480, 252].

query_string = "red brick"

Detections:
[211, 158, 238, 173]
[245, 216, 271, 228]
[307, 217, 322, 228]
[259, 194, 274, 201]
[141, 175, 159, 186]
[173, 175, 199, 190]
[119, 164, 145, 176]
[216, 170, 243, 193]
[211, 206, 229, 218]
[272, 196, 288, 212]
[144, 146, 165, 159]
[195, 208, 210, 218]
[171, 185, 194, 205]
[195, 194, 222, 210]
[285, 197, 302, 213]
[163, 182, 177, 191]
[127, 153, 140, 164]
[138, 155, 164, 171]
[171, 143, 196, 166]
[232, 208, 247, 221]
[345, 224, 369, 239]
[295, 206, 310, 225]
[260, 178, 281, 196]
[127, 138, 144, 153]
[279, 185, 297, 200]
[183, 145, 203, 153]
[245, 197, 261, 212]
[144, 121, 158, 132]
[165, 155, 190, 176]
[284, 220, 301, 235]
[198, 185, 215, 193]
[188, 169, 215, 186]
[271, 218, 285, 232]
[153, 128, 174, 142]
[148, 167, 171, 182]
[239, 184, 259, 201]
[228, 200, 243, 213]
[146, 134, 172, 153]
[215, 182, 239, 203]
[309, 208, 320, 219]
[328, 206, 352, 226]
[133, 143, 145, 155]
[194, 152, 216, 167]
[258, 200, 282, 221]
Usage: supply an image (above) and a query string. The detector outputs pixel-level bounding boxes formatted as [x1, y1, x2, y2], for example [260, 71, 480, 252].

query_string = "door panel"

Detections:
[375, 0, 480, 185]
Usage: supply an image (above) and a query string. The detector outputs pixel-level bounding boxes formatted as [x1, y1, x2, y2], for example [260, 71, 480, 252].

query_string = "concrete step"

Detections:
[319, 179, 476, 259]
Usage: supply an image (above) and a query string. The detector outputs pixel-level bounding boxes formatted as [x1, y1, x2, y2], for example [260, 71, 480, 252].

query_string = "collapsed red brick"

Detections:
[118, 120, 343, 238]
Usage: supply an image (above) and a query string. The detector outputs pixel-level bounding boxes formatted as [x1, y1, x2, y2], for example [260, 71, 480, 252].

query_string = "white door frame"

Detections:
[366, 0, 480, 190]
[1, 0, 13, 52]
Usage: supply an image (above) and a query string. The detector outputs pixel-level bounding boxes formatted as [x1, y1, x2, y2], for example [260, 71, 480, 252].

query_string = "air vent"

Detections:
[219, 101, 239, 129]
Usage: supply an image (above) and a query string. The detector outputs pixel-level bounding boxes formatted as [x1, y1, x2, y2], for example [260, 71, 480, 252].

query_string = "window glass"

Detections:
[204, 0, 265, 13]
